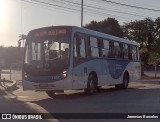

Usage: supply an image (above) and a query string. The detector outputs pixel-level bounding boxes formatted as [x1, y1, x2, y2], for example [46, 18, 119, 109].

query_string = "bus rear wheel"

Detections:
[84, 74, 97, 94]
[46, 91, 55, 98]
[115, 73, 129, 89]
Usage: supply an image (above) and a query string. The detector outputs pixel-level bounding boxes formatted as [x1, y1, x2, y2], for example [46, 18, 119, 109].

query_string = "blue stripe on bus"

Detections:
[108, 60, 129, 79]
[72, 59, 129, 79]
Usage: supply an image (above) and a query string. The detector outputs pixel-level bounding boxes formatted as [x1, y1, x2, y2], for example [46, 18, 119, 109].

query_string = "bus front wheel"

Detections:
[46, 91, 55, 98]
[84, 74, 97, 94]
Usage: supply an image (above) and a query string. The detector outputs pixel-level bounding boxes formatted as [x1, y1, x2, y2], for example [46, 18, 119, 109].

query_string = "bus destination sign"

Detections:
[34, 29, 67, 38]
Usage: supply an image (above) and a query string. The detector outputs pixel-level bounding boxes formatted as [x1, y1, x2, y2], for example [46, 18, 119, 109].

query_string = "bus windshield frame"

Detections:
[24, 27, 71, 76]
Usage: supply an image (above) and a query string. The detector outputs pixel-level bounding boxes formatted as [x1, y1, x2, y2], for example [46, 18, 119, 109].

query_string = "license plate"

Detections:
[39, 83, 48, 88]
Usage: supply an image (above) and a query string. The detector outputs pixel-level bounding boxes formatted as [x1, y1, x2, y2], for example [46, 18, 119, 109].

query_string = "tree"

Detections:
[148, 51, 160, 77]
[85, 18, 123, 37]
[123, 18, 160, 65]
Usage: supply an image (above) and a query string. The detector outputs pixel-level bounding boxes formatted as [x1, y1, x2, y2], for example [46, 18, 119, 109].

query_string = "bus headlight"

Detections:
[23, 72, 28, 80]
[62, 70, 67, 78]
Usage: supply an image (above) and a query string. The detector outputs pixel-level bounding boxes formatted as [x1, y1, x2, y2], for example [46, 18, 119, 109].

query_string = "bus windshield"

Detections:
[24, 36, 70, 75]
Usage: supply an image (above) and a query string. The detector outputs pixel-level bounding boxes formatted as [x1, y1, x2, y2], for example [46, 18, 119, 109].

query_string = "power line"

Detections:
[89, 0, 160, 18]
[26, 0, 80, 12]
[50, 0, 159, 18]
[22, 0, 130, 19]
[21, 0, 159, 24]
[53, 0, 145, 17]
[50, 0, 81, 6]
[100, 0, 160, 12]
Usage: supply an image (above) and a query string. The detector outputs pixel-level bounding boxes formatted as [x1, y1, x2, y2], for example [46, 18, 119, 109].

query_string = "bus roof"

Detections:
[28, 25, 139, 46]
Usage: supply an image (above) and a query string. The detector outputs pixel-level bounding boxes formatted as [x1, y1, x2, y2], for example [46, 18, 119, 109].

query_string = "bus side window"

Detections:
[120, 43, 124, 59]
[137, 47, 140, 61]
[132, 46, 137, 61]
[97, 38, 103, 57]
[128, 45, 132, 60]
[90, 37, 99, 57]
[102, 39, 109, 57]
[74, 35, 86, 58]
[124, 44, 129, 59]
[114, 42, 121, 59]
[108, 41, 113, 58]
[87, 36, 91, 57]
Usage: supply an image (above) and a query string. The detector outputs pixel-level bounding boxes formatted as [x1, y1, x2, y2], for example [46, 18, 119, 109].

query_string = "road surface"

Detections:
[1, 70, 160, 121]
[0, 78, 160, 122]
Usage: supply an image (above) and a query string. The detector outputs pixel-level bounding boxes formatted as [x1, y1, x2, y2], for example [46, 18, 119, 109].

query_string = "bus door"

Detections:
[72, 34, 88, 89]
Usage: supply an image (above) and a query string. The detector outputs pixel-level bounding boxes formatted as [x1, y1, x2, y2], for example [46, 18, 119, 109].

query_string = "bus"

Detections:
[22, 26, 141, 97]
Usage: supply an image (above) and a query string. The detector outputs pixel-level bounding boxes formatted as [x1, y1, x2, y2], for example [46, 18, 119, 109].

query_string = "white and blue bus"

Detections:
[23, 26, 141, 97]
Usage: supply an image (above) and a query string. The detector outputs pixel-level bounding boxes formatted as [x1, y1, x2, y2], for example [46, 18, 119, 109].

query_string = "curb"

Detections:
[0, 86, 6, 95]
[138, 79, 160, 82]
[6, 80, 17, 91]
[0, 80, 17, 95]
[136, 79, 160, 85]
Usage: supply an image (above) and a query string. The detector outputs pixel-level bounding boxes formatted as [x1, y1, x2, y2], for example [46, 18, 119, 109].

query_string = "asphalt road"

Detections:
[0, 79, 160, 122]
[1, 69, 160, 122]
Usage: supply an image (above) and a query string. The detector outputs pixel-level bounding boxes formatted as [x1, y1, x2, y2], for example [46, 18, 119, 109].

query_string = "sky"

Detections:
[0, 0, 160, 47]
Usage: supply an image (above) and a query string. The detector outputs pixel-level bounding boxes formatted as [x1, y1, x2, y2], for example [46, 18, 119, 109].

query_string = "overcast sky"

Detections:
[0, 0, 160, 47]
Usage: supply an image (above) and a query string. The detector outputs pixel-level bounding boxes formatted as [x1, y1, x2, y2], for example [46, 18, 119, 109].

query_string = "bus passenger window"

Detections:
[97, 39, 103, 57]
[120, 43, 124, 59]
[74, 36, 86, 58]
[137, 47, 140, 61]
[108, 42, 113, 58]
[128, 46, 132, 60]
[132, 46, 137, 61]
[114, 42, 121, 58]
[124, 44, 129, 59]
[102, 40, 109, 57]
[90, 37, 99, 57]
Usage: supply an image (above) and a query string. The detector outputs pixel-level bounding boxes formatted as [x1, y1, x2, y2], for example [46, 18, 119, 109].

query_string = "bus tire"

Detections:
[121, 72, 129, 89]
[115, 72, 129, 89]
[46, 91, 55, 98]
[85, 74, 97, 94]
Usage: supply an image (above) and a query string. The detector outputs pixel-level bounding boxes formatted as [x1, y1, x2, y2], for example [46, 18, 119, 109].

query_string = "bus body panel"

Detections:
[72, 59, 117, 89]
[22, 26, 141, 91]
[72, 59, 141, 90]
[125, 61, 141, 82]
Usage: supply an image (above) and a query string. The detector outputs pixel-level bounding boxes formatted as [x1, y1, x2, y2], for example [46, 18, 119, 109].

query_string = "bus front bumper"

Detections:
[22, 77, 73, 91]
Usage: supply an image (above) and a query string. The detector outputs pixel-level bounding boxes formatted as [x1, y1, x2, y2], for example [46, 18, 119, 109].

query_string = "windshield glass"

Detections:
[24, 36, 70, 75]
[44, 39, 69, 62]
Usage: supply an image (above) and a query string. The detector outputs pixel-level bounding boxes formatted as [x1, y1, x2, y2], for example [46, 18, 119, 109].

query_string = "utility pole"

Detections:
[81, 0, 83, 27]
